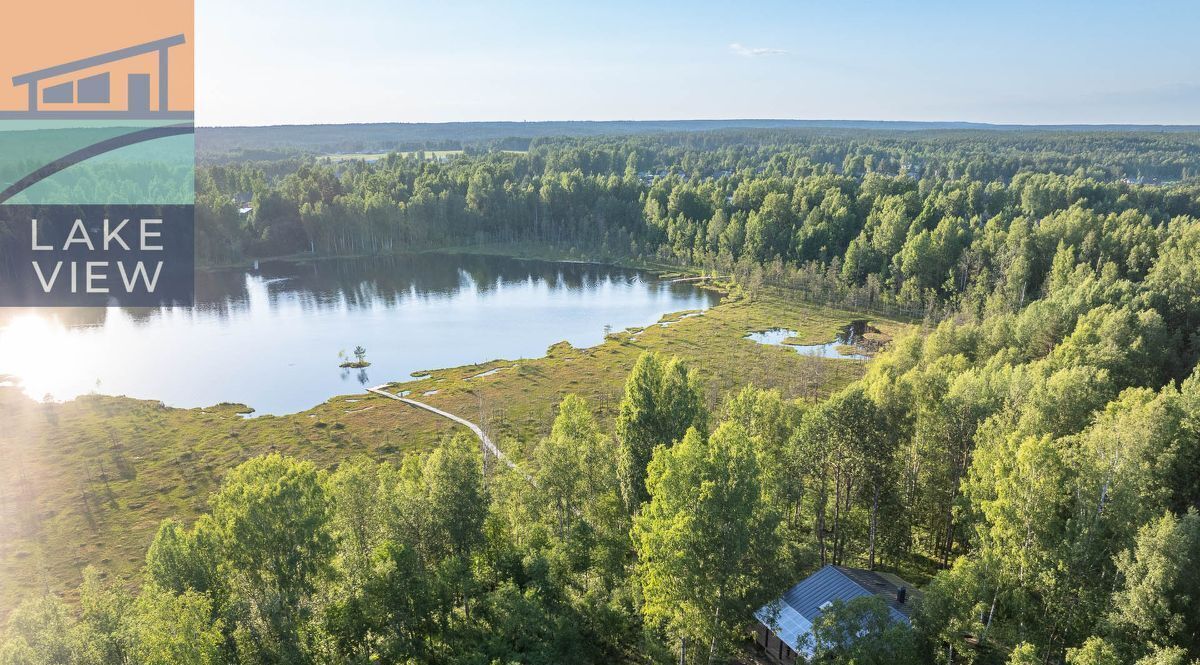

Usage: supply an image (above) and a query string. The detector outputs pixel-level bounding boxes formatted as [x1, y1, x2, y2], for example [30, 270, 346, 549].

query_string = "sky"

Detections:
[197, 0, 1200, 127]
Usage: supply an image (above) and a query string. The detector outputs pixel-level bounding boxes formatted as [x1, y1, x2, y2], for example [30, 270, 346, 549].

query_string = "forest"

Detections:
[4, 127, 1200, 664]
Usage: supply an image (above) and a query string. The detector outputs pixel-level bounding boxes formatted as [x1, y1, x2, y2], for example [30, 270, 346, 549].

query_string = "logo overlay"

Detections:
[0, 1, 194, 306]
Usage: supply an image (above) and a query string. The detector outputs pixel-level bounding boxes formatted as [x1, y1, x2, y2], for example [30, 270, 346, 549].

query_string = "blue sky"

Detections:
[198, 0, 1200, 126]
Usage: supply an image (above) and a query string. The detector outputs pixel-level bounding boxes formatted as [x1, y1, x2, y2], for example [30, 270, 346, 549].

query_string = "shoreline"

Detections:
[1, 243, 905, 419]
[0, 247, 728, 416]
[195, 242, 699, 277]
[0, 276, 899, 421]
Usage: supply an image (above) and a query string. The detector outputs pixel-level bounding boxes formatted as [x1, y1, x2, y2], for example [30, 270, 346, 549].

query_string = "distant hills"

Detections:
[196, 119, 1200, 160]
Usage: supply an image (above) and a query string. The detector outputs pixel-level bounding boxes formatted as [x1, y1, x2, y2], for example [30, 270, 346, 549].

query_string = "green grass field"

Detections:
[324, 149, 528, 163]
[0, 283, 909, 616]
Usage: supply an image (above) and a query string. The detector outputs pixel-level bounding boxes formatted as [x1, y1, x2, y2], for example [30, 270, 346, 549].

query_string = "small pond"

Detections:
[745, 320, 871, 360]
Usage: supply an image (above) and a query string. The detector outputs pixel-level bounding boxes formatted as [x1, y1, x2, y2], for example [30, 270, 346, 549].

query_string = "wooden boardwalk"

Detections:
[366, 385, 532, 483]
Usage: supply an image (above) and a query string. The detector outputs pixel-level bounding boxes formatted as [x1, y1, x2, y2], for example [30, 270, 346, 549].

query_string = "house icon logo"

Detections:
[0, 0, 193, 120]
[0, 1, 194, 205]
[9, 35, 191, 119]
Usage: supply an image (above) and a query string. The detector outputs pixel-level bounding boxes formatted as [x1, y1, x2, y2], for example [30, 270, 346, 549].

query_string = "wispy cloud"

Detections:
[729, 42, 788, 57]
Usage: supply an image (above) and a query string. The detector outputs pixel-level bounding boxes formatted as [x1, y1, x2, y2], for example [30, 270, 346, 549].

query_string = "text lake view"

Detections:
[0, 253, 717, 414]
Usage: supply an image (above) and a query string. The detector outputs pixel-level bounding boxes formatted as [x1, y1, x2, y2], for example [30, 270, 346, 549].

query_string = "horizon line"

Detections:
[194, 117, 1200, 131]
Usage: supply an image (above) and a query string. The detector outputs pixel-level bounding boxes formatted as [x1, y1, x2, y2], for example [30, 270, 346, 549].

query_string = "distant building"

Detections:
[754, 565, 918, 663]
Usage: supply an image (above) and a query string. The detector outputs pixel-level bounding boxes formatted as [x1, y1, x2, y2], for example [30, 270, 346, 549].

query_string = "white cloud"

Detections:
[729, 42, 788, 57]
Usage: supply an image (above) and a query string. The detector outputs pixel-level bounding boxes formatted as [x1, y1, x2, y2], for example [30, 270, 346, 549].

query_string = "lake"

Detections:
[0, 254, 718, 414]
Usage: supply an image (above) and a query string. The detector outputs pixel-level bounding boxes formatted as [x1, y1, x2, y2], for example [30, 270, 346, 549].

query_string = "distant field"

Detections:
[195, 119, 1200, 162]
[0, 282, 907, 615]
[324, 148, 527, 162]
[324, 152, 393, 162]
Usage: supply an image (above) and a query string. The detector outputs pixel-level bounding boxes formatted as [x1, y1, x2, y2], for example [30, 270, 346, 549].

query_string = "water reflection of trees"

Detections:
[339, 366, 371, 387]
[0, 254, 714, 329]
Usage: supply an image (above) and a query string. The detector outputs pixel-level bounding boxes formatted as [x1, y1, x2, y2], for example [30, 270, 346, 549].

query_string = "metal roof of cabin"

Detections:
[754, 564, 917, 655]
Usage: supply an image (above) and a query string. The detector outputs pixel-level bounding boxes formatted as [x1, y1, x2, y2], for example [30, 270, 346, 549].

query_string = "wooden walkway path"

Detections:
[366, 385, 532, 483]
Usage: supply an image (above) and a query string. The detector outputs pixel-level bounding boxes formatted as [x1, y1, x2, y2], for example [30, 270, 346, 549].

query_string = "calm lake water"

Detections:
[0, 254, 717, 414]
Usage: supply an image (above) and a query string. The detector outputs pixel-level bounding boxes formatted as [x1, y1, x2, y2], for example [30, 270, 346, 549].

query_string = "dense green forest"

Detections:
[196, 129, 1200, 318]
[5, 128, 1200, 664]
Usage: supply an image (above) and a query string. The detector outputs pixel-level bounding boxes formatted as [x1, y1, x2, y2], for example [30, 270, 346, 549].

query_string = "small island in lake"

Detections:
[339, 345, 371, 368]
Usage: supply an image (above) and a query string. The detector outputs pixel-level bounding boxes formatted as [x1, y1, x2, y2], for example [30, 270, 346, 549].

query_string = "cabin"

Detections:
[754, 565, 918, 663]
